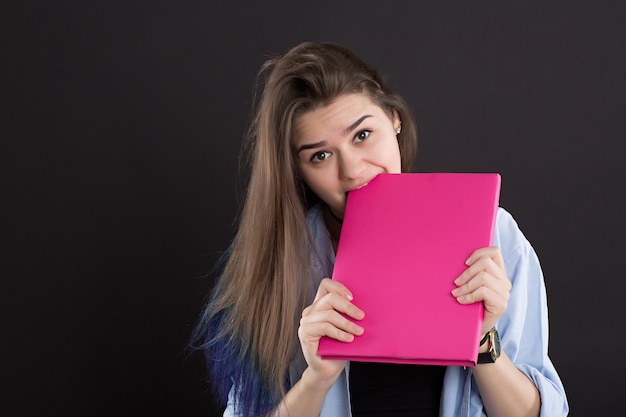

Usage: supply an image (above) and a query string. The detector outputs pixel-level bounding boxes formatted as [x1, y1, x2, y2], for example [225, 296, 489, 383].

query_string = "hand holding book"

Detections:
[298, 278, 365, 383]
[452, 246, 512, 340]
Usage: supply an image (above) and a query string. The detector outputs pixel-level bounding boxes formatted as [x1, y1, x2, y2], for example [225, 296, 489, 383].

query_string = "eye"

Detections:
[311, 150, 331, 163]
[354, 129, 371, 142]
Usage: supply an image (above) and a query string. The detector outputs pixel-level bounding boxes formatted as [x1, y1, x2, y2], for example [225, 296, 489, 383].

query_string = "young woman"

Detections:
[192, 42, 568, 417]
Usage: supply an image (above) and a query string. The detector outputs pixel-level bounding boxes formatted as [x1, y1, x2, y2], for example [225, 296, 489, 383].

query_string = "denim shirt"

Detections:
[224, 205, 568, 416]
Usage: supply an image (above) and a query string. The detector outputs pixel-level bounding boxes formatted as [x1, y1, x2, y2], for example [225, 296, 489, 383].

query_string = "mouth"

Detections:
[354, 181, 370, 190]
[345, 180, 371, 196]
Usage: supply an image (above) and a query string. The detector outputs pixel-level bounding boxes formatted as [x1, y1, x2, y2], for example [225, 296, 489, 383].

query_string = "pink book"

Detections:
[317, 173, 501, 366]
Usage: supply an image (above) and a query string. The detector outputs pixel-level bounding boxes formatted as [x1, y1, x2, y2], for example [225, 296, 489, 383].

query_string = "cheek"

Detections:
[300, 168, 333, 197]
[376, 137, 402, 172]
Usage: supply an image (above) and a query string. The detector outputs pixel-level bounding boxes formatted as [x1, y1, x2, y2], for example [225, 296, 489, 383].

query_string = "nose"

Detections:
[338, 150, 366, 181]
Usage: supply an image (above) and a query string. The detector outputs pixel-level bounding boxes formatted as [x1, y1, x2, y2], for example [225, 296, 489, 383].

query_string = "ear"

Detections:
[392, 109, 402, 134]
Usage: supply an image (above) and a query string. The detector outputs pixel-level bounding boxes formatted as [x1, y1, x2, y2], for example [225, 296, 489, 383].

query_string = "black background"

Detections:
[4, 1, 625, 416]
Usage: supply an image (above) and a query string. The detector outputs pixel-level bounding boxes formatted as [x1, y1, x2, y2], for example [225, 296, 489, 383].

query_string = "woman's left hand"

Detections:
[451, 246, 512, 335]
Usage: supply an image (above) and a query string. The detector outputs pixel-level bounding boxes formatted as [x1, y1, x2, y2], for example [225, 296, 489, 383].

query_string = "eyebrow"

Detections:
[344, 114, 373, 135]
[296, 140, 328, 154]
[296, 114, 373, 154]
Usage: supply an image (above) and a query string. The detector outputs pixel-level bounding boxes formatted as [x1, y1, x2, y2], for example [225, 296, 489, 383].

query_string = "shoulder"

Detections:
[306, 204, 333, 253]
[493, 207, 546, 285]
[494, 207, 523, 244]
[494, 207, 531, 261]
[306, 204, 325, 232]
[304, 204, 335, 288]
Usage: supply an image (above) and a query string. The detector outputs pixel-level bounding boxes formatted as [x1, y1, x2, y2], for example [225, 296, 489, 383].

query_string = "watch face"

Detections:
[492, 329, 501, 358]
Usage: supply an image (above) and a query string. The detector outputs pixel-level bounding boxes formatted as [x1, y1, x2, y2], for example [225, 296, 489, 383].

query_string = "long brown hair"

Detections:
[195, 42, 417, 415]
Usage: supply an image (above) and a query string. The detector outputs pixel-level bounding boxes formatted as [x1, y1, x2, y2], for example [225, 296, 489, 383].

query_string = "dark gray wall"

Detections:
[4, 1, 625, 416]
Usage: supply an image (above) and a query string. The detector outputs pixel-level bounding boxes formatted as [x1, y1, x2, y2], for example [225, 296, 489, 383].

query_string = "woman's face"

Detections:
[294, 93, 402, 218]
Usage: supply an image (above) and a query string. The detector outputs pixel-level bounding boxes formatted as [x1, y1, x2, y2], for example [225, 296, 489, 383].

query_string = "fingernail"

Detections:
[345, 293, 353, 301]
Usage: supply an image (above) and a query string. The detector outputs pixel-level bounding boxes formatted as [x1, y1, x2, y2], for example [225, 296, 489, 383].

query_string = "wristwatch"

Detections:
[477, 327, 501, 364]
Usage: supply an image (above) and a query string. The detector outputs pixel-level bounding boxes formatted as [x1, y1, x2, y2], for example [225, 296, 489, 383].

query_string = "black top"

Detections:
[349, 362, 446, 417]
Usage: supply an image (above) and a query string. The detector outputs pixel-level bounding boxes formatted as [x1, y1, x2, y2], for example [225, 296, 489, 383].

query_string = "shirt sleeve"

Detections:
[488, 208, 569, 416]
[222, 388, 237, 417]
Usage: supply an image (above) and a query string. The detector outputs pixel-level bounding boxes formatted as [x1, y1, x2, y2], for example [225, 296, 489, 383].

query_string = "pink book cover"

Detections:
[317, 173, 501, 366]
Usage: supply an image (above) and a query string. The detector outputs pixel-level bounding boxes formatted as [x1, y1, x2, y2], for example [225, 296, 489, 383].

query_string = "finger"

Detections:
[313, 277, 354, 303]
[454, 278, 510, 317]
[454, 284, 502, 308]
[300, 310, 365, 340]
[300, 321, 358, 344]
[452, 266, 508, 298]
[452, 273, 512, 311]
[453, 259, 494, 290]
[455, 253, 508, 287]
[304, 291, 365, 321]
[465, 246, 504, 269]
[467, 255, 512, 293]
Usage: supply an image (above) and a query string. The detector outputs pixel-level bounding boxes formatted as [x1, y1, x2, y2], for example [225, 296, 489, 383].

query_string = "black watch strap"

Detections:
[479, 331, 490, 347]
[477, 350, 495, 364]
[477, 328, 500, 364]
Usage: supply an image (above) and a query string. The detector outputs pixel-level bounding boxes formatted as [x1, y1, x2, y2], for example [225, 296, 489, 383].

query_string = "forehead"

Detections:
[293, 94, 387, 142]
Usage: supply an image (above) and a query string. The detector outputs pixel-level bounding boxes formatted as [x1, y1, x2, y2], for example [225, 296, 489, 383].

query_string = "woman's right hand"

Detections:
[297, 278, 365, 386]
